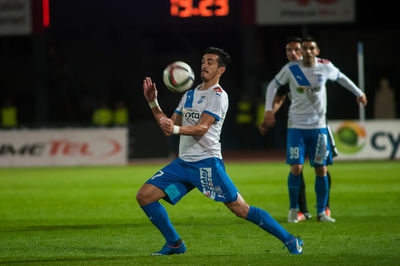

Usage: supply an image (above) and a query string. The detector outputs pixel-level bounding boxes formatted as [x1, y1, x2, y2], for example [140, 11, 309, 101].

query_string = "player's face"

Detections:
[286, 42, 302, 62]
[301, 41, 320, 65]
[201, 54, 223, 82]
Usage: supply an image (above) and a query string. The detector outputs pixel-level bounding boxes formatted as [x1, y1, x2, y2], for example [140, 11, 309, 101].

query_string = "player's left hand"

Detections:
[357, 94, 368, 107]
[264, 110, 275, 128]
[159, 117, 174, 136]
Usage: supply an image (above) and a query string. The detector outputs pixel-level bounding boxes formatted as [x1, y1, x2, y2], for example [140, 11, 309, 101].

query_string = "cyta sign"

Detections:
[371, 132, 400, 159]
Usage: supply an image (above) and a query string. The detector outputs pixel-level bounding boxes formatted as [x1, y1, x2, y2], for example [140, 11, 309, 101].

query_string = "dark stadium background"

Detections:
[1, 0, 399, 157]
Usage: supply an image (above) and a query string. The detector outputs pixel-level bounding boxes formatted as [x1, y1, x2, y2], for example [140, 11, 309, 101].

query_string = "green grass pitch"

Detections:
[0, 161, 399, 265]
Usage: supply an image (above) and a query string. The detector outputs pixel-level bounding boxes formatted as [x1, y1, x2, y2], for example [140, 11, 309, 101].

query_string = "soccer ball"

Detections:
[163, 61, 195, 93]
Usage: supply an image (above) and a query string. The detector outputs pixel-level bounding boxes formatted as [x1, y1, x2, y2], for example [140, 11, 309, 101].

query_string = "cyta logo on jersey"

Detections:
[296, 86, 321, 94]
[184, 111, 200, 120]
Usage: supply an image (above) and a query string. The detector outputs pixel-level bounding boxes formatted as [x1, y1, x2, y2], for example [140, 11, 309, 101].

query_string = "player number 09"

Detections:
[289, 147, 299, 159]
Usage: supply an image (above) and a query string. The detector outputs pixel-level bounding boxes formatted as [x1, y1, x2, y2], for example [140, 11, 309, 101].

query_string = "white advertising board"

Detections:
[0, 128, 128, 167]
[329, 120, 400, 160]
[256, 0, 355, 25]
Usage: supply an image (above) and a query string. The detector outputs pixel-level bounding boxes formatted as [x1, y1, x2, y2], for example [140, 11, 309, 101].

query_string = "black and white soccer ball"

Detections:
[163, 61, 195, 93]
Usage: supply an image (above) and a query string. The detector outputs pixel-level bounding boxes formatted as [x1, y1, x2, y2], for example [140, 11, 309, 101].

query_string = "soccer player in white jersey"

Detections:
[260, 37, 336, 222]
[136, 47, 303, 256]
[263, 37, 367, 223]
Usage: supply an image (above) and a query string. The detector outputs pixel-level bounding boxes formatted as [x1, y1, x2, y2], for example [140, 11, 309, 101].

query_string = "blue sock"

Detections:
[288, 173, 301, 209]
[315, 175, 329, 214]
[246, 206, 291, 243]
[141, 201, 180, 245]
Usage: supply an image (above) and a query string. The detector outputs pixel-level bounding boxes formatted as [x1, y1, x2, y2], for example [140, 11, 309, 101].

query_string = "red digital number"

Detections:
[179, 0, 193, 17]
[170, 0, 229, 18]
[214, 0, 229, 16]
[170, 0, 192, 17]
[199, 0, 213, 17]
[170, 0, 180, 16]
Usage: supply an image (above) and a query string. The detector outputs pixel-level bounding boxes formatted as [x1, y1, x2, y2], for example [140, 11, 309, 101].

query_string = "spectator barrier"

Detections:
[329, 120, 400, 160]
[0, 127, 127, 167]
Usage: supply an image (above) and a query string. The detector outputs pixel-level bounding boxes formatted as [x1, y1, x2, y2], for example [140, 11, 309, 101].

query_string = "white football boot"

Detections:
[317, 212, 336, 222]
[288, 208, 299, 223]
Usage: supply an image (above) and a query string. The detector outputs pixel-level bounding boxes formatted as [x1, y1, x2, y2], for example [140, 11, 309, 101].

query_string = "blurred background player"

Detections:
[263, 36, 367, 223]
[374, 77, 396, 119]
[1, 98, 18, 128]
[92, 101, 112, 126]
[136, 47, 303, 256]
[259, 37, 335, 222]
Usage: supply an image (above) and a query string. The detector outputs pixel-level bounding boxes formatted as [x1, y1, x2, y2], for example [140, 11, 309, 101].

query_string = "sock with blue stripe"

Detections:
[288, 172, 301, 209]
[141, 201, 180, 245]
[315, 175, 329, 214]
[246, 206, 291, 243]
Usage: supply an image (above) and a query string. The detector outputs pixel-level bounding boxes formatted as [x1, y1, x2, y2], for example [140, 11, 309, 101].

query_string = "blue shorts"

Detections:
[146, 157, 239, 205]
[287, 128, 332, 167]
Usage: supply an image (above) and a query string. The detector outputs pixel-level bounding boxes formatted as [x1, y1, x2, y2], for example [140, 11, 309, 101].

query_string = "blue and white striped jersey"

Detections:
[265, 57, 364, 129]
[175, 84, 228, 162]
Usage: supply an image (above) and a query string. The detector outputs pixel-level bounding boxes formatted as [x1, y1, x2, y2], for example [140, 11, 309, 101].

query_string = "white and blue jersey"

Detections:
[146, 84, 239, 204]
[175, 84, 228, 162]
[265, 58, 364, 166]
[265, 57, 364, 129]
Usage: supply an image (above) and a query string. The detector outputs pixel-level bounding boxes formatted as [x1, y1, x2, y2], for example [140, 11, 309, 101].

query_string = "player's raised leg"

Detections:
[225, 194, 303, 254]
[136, 183, 186, 255]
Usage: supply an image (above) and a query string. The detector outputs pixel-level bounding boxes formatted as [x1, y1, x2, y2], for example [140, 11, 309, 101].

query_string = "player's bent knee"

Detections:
[136, 184, 166, 206]
[136, 190, 148, 205]
[136, 187, 154, 206]
[291, 164, 303, 175]
[315, 166, 327, 177]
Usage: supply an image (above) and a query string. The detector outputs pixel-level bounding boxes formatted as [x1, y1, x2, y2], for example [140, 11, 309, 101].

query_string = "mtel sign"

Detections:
[0, 138, 121, 158]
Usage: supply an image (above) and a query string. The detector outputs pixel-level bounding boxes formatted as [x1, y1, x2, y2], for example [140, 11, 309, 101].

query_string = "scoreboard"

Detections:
[50, 0, 239, 31]
[170, 0, 229, 18]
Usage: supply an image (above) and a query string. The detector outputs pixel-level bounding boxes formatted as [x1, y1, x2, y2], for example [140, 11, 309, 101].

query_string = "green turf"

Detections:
[0, 161, 399, 265]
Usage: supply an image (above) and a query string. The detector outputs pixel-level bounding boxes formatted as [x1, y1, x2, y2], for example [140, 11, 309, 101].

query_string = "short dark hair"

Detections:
[205, 47, 231, 67]
[286, 36, 302, 45]
[301, 35, 317, 44]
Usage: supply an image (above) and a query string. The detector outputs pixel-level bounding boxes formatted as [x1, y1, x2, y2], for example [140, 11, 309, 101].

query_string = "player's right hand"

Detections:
[258, 122, 270, 136]
[143, 77, 158, 103]
[159, 117, 173, 136]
